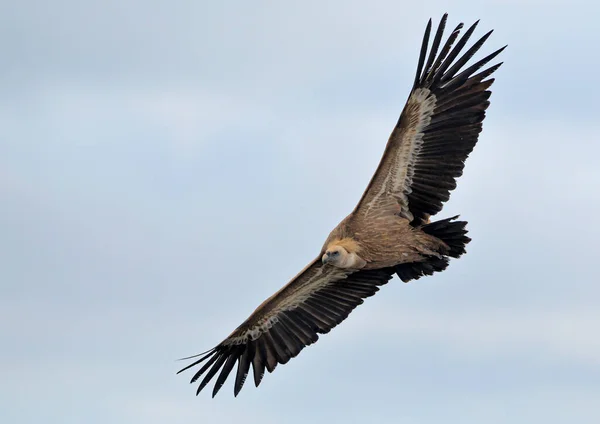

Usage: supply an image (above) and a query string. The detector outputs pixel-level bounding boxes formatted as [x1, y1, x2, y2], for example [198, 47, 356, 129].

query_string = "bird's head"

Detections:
[322, 245, 349, 267]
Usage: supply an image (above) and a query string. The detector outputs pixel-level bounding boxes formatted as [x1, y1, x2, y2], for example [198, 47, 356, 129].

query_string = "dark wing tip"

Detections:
[414, 18, 433, 88]
[413, 15, 504, 92]
[211, 352, 239, 397]
[176, 347, 218, 375]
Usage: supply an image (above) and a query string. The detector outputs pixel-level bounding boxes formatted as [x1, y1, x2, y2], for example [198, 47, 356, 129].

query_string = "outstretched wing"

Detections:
[178, 259, 396, 397]
[355, 14, 505, 225]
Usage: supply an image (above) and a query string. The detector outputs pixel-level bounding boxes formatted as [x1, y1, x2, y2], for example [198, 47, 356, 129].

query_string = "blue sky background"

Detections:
[2, 1, 599, 423]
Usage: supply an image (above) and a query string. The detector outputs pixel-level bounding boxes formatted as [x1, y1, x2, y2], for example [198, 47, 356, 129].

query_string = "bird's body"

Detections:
[322, 213, 447, 270]
[178, 14, 505, 398]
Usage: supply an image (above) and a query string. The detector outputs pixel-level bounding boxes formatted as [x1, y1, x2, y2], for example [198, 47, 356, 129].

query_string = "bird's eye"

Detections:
[333, 251, 339, 256]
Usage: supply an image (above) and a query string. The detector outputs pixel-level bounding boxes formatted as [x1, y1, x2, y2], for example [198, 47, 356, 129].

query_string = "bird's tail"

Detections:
[394, 215, 471, 282]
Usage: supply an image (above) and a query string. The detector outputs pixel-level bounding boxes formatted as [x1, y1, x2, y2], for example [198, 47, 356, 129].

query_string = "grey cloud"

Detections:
[2, 2, 600, 423]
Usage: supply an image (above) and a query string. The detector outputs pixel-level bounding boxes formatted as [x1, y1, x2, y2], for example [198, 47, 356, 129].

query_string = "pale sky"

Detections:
[2, 1, 600, 423]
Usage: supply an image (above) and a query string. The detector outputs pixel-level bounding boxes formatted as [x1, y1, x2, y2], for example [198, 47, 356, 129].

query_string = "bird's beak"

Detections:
[322, 252, 331, 265]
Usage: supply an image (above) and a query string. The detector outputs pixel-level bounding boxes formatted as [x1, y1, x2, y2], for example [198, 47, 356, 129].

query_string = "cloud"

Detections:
[340, 303, 600, 365]
[2, 2, 600, 424]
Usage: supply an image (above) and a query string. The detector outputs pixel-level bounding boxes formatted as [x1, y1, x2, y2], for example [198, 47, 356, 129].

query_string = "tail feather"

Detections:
[421, 215, 471, 258]
[395, 216, 470, 282]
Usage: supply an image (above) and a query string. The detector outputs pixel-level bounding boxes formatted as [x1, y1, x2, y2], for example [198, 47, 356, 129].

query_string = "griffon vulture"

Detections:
[178, 14, 505, 397]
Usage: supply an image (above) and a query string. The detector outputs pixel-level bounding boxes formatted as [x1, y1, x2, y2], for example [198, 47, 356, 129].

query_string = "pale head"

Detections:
[322, 245, 349, 267]
[321, 239, 367, 269]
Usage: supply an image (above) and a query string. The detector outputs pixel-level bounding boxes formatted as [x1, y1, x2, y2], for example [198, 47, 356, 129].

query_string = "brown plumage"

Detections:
[178, 13, 505, 397]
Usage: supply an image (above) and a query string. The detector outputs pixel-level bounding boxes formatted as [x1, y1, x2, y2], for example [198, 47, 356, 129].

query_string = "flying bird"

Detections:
[178, 13, 505, 397]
